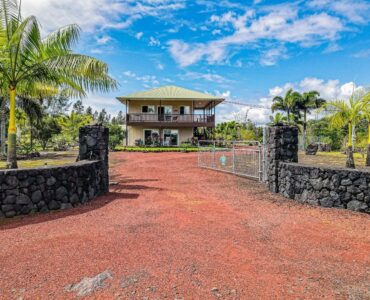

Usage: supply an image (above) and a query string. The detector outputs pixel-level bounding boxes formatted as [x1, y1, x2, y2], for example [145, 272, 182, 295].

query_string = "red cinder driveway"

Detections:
[0, 152, 369, 299]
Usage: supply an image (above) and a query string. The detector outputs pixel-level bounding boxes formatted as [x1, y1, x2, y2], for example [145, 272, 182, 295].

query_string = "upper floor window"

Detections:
[180, 106, 190, 115]
[142, 105, 155, 113]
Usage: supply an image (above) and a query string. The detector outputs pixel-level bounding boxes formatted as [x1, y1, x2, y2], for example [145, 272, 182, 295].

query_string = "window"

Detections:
[180, 106, 190, 115]
[163, 129, 179, 146]
[142, 105, 155, 113]
[144, 129, 160, 146]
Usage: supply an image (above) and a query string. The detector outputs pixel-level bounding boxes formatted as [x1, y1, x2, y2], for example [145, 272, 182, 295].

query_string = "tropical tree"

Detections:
[268, 112, 287, 125]
[295, 91, 326, 149]
[58, 112, 93, 143]
[327, 95, 365, 168]
[34, 116, 61, 150]
[271, 89, 301, 121]
[18, 96, 43, 149]
[108, 123, 125, 150]
[0, 0, 117, 168]
[361, 93, 370, 166]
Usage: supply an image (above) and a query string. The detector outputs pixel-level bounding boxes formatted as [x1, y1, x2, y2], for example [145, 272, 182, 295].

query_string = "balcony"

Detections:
[126, 113, 215, 128]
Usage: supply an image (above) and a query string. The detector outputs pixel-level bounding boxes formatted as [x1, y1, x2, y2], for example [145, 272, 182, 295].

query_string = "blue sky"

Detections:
[24, 0, 370, 123]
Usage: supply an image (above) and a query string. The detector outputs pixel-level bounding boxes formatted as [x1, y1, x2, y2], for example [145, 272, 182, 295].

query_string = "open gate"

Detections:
[198, 140, 266, 181]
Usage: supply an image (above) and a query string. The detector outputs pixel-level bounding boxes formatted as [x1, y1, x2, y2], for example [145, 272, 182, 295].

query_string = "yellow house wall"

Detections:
[127, 126, 194, 146]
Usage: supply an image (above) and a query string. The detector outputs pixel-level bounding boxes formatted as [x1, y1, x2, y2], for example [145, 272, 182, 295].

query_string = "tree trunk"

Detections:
[303, 110, 307, 150]
[29, 118, 33, 150]
[346, 122, 355, 169]
[0, 97, 6, 156]
[7, 88, 17, 169]
[352, 124, 356, 151]
[366, 122, 370, 167]
[366, 144, 370, 167]
[346, 146, 356, 169]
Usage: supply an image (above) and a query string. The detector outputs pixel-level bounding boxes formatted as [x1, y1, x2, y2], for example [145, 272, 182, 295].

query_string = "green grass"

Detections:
[0, 151, 78, 170]
[115, 146, 199, 153]
[299, 151, 369, 170]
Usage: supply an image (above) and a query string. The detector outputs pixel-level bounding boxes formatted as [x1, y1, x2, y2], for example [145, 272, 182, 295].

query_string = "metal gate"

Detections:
[198, 140, 265, 181]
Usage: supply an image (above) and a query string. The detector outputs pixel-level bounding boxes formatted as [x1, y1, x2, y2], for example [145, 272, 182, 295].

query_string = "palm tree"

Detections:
[268, 112, 287, 125]
[295, 91, 326, 149]
[271, 89, 301, 122]
[327, 95, 365, 168]
[0, 0, 117, 168]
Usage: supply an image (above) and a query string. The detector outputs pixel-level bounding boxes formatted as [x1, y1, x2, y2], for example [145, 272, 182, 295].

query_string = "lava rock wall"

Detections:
[266, 125, 369, 213]
[0, 125, 109, 218]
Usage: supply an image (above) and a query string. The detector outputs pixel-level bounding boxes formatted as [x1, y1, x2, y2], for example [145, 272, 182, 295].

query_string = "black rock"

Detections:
[48, 200, 61, 210]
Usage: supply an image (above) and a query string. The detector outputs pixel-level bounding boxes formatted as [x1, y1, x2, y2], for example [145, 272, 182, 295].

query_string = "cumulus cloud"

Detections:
[216, 77, 363, 125]
[168, 3, 346, 67]
[308, 0, 370, 24]
[22, 0, 186, 33]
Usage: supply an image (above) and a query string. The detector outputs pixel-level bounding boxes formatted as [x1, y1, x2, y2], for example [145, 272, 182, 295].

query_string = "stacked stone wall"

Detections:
[0, 125, 109, 218]
[267, 125, 369, 213]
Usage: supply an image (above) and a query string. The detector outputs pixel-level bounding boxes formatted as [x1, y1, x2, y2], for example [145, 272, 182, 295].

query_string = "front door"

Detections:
[163, 129, 179, 146]
[144, 129, 160, 146]
[158, 106, 172, 121]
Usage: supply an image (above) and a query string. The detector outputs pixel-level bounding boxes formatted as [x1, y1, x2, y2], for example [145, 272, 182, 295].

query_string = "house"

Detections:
[117, 85, 224, 146]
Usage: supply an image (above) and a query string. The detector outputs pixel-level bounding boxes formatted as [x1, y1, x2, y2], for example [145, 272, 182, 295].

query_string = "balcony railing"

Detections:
[126, 113, 215, 127]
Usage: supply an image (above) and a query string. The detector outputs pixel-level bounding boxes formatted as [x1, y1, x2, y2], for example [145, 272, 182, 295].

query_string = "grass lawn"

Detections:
[299, 151, 369, 170]
[0, 151, 78, 169]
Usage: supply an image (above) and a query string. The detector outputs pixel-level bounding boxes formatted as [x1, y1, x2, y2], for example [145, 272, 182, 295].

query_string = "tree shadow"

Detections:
[110, 174, 159, 184]
[0, 176, 163, 230]
[0, 191, 139, 231]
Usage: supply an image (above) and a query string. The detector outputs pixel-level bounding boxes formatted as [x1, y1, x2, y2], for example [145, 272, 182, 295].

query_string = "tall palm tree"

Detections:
[327, 96, 365, 168]
[295, 91, 326, 149]
[0, 0, 117, 168]
[271, 89, 301, 122]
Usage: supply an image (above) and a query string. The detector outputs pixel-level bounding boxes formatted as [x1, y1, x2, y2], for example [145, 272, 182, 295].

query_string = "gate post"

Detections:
[267, 126, 298, 193]
[79, 125, 109, 193]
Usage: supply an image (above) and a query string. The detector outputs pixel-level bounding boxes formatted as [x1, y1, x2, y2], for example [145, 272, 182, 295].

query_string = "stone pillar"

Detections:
[79, 125, 109, 193]
[267, 126, 298, 193]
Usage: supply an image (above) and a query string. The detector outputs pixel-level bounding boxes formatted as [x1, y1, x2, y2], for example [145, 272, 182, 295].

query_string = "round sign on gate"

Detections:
[220, 155, 227, 166]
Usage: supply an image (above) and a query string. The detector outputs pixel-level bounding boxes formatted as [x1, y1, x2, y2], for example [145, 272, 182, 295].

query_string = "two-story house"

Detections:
[117, 85, 224, 146]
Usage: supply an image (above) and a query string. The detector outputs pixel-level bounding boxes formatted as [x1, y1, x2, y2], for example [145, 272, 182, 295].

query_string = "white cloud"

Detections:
[308, 0, 370, 24]
[353, 49, 370, 58]
[156, 62, 165, 70]
[22, 0, 186, 33]
[95, 35, 112, 45]
[135, 32, 144, 40]
[123, 71, 137, 78]
[323, 43, 342, 53]
[216, 77, 363, 125]
[168, 5, 344, 67]
[181, 72, 230, 83]
[260, 46, 288, 66]
[149, 36, 161, 47]
[135, 75, 159, 85]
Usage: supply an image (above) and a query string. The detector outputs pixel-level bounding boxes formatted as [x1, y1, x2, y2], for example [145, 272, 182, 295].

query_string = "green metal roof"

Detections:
[117, 85, 224, 103]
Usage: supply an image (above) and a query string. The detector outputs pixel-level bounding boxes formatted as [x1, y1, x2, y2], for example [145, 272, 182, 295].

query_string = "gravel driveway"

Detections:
[0, 152, 369, 299]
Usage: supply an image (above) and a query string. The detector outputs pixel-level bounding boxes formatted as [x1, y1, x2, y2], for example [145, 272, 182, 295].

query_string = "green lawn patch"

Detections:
[115, 146, 198, 153]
